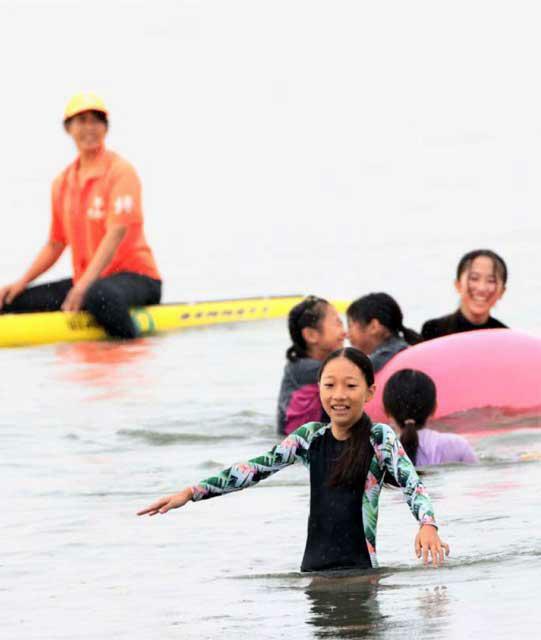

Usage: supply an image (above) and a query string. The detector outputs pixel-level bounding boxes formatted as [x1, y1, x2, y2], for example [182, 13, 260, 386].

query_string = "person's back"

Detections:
[382, 368, 478, 466]
[416, 428, 478, 466]
[277, 357, 322, 435]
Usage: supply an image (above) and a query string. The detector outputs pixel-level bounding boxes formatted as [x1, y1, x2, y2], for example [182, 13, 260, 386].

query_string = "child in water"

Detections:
[421, 249, 508, 341]
[347, 293, 421, 373]
[138, 348, 449, 571]
[383, 369, 478, 466]
[276, 296, 346, 435]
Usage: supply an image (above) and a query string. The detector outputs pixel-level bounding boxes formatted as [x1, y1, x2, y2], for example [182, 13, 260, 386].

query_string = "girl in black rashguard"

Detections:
[422, 249, 508, 341]
[138, 348, 450, 572]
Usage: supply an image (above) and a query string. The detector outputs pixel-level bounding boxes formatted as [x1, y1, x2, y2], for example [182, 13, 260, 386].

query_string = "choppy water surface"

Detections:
[3, 321, 541, 639]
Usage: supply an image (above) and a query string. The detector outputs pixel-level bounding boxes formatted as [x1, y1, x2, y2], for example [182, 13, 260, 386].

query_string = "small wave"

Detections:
[231, 547, 541, 585]
[444, 547, 541, 569]
[381, 546, 541, 576]
[232, 567, 390, 584]
[197, 459, 227, 470]
[449, 514, 509, 525]
[117, 428, 240, 445]
[230, 409, 263, 418]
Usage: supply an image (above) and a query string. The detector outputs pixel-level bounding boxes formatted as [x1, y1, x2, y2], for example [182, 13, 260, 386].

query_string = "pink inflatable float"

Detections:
[367, 329, 541, 422]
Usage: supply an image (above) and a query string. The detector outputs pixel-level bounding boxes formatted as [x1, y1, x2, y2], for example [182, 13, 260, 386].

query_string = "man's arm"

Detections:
[61, 225, 127, 312]
[0, 240, 65, 309]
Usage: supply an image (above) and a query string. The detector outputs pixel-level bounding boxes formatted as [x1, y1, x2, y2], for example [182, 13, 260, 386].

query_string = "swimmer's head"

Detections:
[318, 347, 375, 390]
[286, 296, 345, 362]
[383, 369, 436, 429]
[318, 347, 376, 487]
[456, 249, 507, 285]
[455, 250, 507, 323]
[347, 292, 420, 354]
[382, 369, 436, 465]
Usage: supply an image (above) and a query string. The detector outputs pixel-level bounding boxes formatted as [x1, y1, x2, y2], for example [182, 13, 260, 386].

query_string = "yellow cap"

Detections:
[63, 92, 108, 122]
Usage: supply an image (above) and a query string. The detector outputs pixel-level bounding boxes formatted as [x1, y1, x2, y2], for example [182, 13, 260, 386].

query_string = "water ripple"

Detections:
[117, 428, 240, 445]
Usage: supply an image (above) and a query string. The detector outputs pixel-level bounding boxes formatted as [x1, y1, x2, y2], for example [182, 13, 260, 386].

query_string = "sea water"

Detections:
[3, 324, 541, 639]
[2, 2, 541, 638]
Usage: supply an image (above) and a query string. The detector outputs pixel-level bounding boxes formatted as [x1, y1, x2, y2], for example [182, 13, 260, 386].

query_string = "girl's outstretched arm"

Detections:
[372, 423, 450, 566]
[137, 423, 321, 516]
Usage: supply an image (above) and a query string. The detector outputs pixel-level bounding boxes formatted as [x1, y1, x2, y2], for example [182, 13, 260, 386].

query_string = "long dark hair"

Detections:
[318, 347, 375, 488]
[456, 249, 508, 285]
[286, 296, 329, 362]
[347, 292, 421, 346]
[382, 369, 437, 464]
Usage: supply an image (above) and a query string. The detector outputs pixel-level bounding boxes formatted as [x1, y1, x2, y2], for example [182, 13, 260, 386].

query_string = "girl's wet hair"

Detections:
[318, 347, 375, 488]
[456, 249, 508, 285]
[382, 369, 437, 465]
[346, 292, 421, 346]
[286, 296, 329, 362]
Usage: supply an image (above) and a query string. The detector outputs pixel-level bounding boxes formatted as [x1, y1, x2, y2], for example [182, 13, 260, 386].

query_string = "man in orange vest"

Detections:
[0, 93, 161, 338]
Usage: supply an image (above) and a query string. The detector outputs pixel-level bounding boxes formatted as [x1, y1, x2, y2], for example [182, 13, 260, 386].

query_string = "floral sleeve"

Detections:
[191, 422, 321, 501]
[371, 423, 437, 527]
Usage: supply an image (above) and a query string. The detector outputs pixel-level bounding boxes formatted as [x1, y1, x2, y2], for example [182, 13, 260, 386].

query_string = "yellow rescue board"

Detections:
[0, 295, 350, 348]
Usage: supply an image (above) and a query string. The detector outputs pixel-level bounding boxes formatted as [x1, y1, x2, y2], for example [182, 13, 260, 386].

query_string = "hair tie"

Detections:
[404, 419, 416, 427]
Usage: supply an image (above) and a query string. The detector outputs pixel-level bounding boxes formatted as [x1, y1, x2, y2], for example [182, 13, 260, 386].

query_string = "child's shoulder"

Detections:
[288, 421, 329, 441]
[369, 421, 396, 444]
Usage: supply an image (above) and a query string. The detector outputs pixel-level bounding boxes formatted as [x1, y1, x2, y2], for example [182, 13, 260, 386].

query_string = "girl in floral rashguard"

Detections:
[138, 348, 449, 571]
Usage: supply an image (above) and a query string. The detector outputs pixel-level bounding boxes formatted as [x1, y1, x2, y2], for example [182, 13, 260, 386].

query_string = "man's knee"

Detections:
[83, 280, 137, 338]
[84, 282, 105, 314]
[84, 281, 121, 314]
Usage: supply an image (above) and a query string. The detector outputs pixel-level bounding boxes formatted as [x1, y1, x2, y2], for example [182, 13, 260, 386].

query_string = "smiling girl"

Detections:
[138, 348, 449, 571]
[347, 292, 421, 372]
[421, 249, 507, 341]
[276, 296, 346, 435]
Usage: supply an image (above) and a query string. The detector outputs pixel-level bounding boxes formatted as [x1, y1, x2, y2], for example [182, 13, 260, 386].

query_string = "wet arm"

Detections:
[75, 225, 127, 290]
[61, 225, 127, 312]
[0, 241, 65, 308]
[17, 241, 65, 286]
[191, 430, 309, 501]
[375, 426, 437, 526]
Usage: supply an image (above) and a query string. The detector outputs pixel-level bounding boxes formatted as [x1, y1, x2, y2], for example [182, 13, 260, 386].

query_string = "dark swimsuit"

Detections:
[421, 309, 507, 341]
[301, 429, 371, 572]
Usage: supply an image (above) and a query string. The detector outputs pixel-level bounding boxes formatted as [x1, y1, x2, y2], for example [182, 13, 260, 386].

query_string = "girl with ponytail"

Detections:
[347, 293, 421, 373]
[383, 369, 478, 466]
[277, 296, 346, 435]
[139, 348, 450, 571]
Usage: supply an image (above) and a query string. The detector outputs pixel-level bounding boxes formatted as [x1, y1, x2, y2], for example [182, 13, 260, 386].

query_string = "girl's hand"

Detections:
[415, 524, 450, 567]
[137, 488, 193, 516]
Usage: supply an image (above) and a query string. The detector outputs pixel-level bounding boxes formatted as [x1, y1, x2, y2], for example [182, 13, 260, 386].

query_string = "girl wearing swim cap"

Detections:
[139, 348, 449, 571]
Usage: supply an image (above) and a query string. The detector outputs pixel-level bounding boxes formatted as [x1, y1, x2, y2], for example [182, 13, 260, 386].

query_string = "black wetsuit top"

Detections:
[421, 309, 507, 341]
[301, 428, 371, 572]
